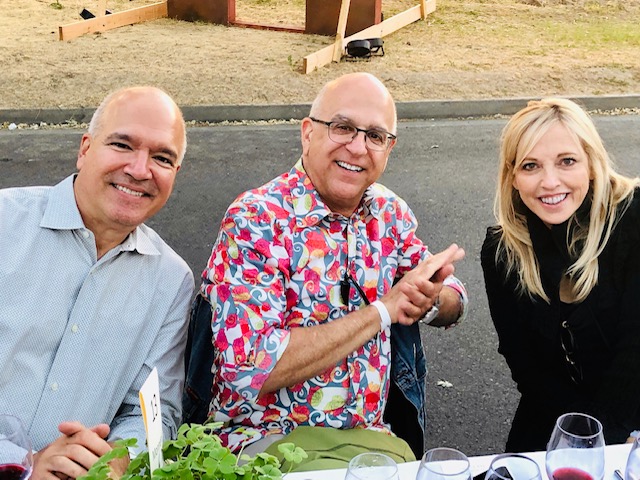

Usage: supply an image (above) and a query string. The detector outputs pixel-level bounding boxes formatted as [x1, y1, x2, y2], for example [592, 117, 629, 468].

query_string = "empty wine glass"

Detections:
[485, 453, 542, 480]
[625, 436, 640, 480]
[416, 447, 472, 480]
[545, 412, 605, 480]
[0, 414, 33, 480]
[345, 452, 399, 480]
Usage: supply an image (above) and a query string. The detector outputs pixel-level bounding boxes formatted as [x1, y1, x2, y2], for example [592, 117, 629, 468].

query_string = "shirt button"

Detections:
[71, 324, 79, 333]
[51, 382, 59, 391]
[82, 231, 89, 238]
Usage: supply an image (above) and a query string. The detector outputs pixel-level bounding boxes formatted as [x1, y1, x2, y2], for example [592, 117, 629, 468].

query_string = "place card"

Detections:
[139, 367, 164, 474]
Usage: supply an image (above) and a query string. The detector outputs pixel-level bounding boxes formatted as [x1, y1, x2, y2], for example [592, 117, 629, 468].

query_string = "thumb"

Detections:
[57, 421, 85, 437]
[90, 424, 111, 439]
[58, 421, 110, 439]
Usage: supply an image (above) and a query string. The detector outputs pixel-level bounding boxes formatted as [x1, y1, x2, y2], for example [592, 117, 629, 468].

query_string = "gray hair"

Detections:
[88, 86, 187, 165]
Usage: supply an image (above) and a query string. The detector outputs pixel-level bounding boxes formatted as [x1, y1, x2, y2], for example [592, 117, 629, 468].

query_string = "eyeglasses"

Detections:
[560, 320, 583, 385]
[309, 117, 396, 151]
[340, 272, 371, 307]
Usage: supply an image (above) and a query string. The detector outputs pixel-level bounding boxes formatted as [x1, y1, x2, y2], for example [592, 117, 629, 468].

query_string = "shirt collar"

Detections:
[40, 174, 160, 256]
[291, 158, 379, 228]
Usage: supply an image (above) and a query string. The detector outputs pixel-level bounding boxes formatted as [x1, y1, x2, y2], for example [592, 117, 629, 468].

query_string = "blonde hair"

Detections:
[494, 97, 639, 303]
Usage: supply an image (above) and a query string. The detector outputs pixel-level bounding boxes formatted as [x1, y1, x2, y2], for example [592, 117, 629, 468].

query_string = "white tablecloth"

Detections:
[285, 443, 632, 480]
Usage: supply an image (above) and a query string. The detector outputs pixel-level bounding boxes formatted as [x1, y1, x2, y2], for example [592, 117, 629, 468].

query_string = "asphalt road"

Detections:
[2, 115, 639, 456]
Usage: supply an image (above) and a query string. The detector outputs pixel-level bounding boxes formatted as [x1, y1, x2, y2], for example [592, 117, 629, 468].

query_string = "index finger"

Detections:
[415, 244, 465, 279]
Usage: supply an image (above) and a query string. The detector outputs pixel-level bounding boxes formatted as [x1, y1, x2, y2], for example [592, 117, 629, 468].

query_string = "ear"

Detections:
[386, 137, 397, 155]
[300, 117, 314, 156]
[76, 133, 92, 170]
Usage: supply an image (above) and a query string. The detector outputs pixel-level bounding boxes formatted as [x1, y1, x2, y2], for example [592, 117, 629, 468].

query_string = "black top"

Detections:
[481, 191, 640, 452]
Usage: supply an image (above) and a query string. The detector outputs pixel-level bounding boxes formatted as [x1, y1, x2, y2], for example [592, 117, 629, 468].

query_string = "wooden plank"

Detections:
[59, 1, 168, 41]
[303, 0, 434, 73]
[97, 0, 108, 16]
[332, 0, 352, 62]
[231, 20, 304, 34]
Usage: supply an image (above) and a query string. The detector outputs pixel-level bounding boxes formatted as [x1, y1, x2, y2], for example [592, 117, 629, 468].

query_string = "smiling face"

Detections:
[74, 87, 185, 242]
[512, 122, 591, 226]
[301, 73, 397, 216]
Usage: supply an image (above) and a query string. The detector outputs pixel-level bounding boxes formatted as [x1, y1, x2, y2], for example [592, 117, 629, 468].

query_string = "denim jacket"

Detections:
[183, 294, 427, 456]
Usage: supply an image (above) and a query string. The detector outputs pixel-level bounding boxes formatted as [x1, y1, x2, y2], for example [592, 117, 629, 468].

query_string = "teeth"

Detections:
[541, 194, 567, 205]
[115, 184, 144, 197]
[337, 161, 363, 172]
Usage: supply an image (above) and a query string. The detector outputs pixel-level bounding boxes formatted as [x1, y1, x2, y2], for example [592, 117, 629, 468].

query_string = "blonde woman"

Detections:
[481, 98, 640, 452]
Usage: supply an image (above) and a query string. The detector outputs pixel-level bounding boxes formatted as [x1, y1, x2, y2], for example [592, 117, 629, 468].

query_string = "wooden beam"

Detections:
[59, 1, 168, 41]
[97, 0, 108, 16]
[231, 19, 304, 34]
[332, 0, 352, 62]
[303, 0, 435, 73]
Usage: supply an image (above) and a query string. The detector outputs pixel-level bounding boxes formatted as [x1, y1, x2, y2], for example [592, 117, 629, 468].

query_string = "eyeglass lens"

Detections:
[328, 123, 391, 151]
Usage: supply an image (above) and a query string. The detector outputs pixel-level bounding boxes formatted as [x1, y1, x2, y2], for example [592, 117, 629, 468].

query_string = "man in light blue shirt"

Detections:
[0, 86, 194, 479]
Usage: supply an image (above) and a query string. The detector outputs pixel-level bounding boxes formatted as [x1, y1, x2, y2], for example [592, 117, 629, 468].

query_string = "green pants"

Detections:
[264, 426, 416, 472]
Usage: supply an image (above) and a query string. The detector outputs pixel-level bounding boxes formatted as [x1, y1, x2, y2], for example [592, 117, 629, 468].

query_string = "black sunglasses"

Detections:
[560, 320, 583, 385]
[340, 272, 370, 307]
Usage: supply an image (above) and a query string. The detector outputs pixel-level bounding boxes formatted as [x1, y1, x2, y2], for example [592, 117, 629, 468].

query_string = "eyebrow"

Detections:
[104, 132, 179, 162]
[523, 151, 581, 161]
[331, 114, 390, 133]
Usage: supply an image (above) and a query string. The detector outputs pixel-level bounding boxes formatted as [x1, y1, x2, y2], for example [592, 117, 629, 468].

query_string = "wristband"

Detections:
[371, 300, 392, 331]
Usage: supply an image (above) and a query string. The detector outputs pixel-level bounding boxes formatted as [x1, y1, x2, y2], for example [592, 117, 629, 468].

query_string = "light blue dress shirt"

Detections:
[0, 175, 194, 452]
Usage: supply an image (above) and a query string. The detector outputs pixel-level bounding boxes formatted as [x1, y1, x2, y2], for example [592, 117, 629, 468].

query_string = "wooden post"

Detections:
[420, 0, 435, 19]
[305, 0, 381, 36]
[304, 0, 436, 73]
[332, 0, 351, 62]
[97, 0, 108, 16]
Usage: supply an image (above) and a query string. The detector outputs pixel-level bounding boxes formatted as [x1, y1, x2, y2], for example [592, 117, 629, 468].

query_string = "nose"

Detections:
[345, 130, 368, 155]
[540, 166, 561, 188]
[123, 150, 153, 180]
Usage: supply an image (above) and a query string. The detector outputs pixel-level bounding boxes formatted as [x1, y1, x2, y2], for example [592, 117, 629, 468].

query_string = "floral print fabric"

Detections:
[201, 159, 468, 451]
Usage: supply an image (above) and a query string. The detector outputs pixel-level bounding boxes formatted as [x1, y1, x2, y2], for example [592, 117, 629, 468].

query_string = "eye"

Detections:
[520, 161, 538, 171]
[560, 157, 577, 166]
[366, 130, 386, 145]
[153, 156, 175, 168]
[331, 123, 356, 135]
[109, 142, 131, 150]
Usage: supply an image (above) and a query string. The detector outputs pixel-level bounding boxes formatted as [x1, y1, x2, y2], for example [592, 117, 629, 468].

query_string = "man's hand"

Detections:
[382, 244, 465, 325]
[31, 422, 112, 480]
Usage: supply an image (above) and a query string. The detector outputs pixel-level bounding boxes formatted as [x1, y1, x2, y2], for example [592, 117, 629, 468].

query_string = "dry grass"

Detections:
[0, 0, 639, 109]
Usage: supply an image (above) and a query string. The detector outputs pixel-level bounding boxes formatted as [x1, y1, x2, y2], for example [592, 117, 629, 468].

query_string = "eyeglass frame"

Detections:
[560, 320, 583, 385]
[309, 117, 397, 151]
[341, 272, 371, 307]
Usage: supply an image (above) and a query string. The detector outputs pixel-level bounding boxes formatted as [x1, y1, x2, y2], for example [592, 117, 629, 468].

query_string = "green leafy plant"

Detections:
[78, 423, 307, 480]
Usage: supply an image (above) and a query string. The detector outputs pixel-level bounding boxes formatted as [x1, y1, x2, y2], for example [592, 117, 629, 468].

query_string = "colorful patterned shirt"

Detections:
[201, 159, 468, 451]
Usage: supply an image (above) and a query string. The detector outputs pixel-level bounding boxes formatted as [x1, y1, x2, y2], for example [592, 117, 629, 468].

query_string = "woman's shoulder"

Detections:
[614, 188, 640, 233]
[481, 225, 502, 253]
[481, 225, 504, 268]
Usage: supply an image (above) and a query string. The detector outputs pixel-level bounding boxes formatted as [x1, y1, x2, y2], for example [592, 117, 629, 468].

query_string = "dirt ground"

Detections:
[1, 0, 639, 110]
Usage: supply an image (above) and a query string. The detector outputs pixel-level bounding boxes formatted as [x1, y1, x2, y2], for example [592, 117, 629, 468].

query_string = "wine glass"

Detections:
[416, 447, 472, 480]
[344, 452, 399, 480]
[625, 436, 640, 480]
[0, 414, 33, 480]
[485, 453, 542, 480]
[545, 412, 605, 480]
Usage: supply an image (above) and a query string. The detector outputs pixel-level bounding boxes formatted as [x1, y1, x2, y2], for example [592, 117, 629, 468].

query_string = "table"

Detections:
[286, 443, 633, 480]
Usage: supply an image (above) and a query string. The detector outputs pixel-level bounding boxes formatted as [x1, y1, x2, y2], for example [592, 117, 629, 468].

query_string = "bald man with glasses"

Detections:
[184, 73, 468, 470]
